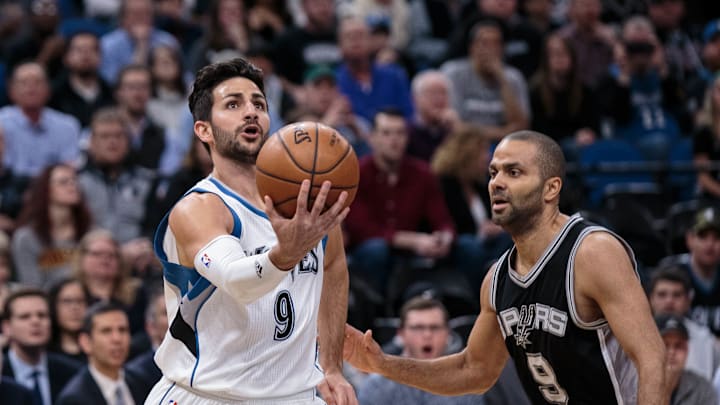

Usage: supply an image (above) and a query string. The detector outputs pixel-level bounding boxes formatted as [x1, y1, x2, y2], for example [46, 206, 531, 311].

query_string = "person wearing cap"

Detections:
[647, 265, 720, 381]
[658, 206, 720, 338]
[703, 19, 720, 78]
[294, 64, 371, 157]
[655, 313, 719, 404]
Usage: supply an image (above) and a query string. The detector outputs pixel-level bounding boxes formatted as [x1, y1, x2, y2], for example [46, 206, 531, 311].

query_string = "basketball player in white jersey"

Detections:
[343, 131, 667, 404]
[145, 58, 358, 404]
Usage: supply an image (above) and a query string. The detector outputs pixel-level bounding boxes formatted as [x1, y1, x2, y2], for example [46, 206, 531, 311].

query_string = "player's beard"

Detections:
[491, 181, 545, 234]
[212, 123, 266, 164]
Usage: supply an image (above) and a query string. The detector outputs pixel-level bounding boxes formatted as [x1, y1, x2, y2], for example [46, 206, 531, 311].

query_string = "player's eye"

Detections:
[254, 102, 266, 111]
[227, 101, 238, 109]
[509, 169, 521, 177]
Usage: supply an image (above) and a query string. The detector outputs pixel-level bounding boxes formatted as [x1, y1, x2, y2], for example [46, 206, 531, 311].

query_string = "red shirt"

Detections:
[345, 155, 456, 247]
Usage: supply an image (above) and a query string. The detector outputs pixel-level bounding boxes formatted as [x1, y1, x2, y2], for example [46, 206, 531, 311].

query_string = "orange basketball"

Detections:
[256, 122, 359, 218]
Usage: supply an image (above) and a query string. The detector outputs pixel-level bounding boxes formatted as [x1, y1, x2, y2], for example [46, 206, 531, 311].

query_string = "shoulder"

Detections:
[403, 156, 433, 175]
[56, 367, 93, 400]
[43, 108, 80, 129]
[503, 66, 527, 86]
[0, 377, 33, 404]
[48, 352, 84, 374]
[169, 191, 231, 229]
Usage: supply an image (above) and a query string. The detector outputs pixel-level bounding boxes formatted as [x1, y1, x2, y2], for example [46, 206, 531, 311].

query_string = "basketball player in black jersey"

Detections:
[344, 131, 667, 404]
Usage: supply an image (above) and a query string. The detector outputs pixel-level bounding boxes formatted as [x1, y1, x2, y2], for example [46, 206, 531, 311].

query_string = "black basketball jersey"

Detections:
[491, 214, 639, 405]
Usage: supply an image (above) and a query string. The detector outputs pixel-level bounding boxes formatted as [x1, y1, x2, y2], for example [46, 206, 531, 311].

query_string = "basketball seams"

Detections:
[273, 130, 314, 174]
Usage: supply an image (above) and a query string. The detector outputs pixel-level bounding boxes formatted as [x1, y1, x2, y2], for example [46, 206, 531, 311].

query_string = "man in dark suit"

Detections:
[56, 302, 146, 405]
[126, 288, 164, 397]
[0, 350, 33, 405]
[2, 289, 82, 405]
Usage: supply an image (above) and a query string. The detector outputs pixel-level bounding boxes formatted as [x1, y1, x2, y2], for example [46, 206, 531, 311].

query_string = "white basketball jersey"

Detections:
[152, 176, 325, 400]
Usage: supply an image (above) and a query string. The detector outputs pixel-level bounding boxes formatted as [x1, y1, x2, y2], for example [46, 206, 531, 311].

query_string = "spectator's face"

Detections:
[55, 282, 88, 334]
[123, 0, 153, 29]
[662, 332, 688, 372]
[30, 0, 59, 34]
[648, 0, 684, 30]
[547, 36, 572, 76]
[704, 37, 720, 72]
[570, 0, 601, 28]
[306, 78, 338, 114]
[303, 0, 334, 31]
[470, 26, 503, 72]
[649, 280, 691, 317]
[81, 310, 130, 372]
[3, 296, 51, 349]
[370, 113, 408, 165]
[414, 74, 450, 123]
[686, 230, 720, 269]
[65, 33, 101, 76]
[218, 0, 244, 30]
[81, 237, 121, 281]
[49, 165, 81, 207]
[151, 46, 181, 86]
[339, 19, 371, 62]
[146, 294, 168, 346]
[479, 0, 517, 20]
[399, 308, 449, 360]
[90, 121, 130, 165]
[116, 69, 151, 116]
[9, 63, 50, 110]
[488, 140, 546, 228]
[155, 0, 183, 19]
[523, 0, 551, 20]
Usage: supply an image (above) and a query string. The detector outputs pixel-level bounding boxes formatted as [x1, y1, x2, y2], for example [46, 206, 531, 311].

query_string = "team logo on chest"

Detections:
[499, 304, 568, 349]
[297, 249, 319, 274]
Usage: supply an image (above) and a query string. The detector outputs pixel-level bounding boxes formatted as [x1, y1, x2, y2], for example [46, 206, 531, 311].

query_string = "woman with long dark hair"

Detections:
[11, 164, 92, 288]
[529, 33, 600, 157]
[47, 277, 89, 363]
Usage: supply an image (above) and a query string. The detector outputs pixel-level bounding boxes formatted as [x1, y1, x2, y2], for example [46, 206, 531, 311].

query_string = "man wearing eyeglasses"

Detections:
[356, 297, 487, 405]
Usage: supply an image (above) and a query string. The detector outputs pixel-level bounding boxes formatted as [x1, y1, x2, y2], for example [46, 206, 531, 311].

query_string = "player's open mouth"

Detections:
[422, 345, 433, 354]
[240, 125, 261, 138]
[492, 198, 509, 211]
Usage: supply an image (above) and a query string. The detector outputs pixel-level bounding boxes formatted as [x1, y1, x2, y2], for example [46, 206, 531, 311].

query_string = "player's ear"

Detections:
[195, 120, 212, 143]
[544, 177, 562, 202]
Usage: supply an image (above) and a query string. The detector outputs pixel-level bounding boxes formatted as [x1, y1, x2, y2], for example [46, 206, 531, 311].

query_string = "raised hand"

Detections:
[265, 180, 349, 269]
[343, 324, 383, 374]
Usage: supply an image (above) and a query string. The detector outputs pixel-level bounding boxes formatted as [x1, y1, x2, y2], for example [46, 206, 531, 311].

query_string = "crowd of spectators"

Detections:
[0, 0, 720, 403]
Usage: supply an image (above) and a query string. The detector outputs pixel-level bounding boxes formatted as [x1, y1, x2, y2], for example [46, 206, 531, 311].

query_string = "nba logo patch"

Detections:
[167, 400, 179, 405]
[201, 253, 212, 268]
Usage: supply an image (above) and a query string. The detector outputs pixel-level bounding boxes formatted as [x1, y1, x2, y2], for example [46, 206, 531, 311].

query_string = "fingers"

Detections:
[295, 179, 311, 215]
[310, 181, 332, 216]
[317, 380, 334, 405]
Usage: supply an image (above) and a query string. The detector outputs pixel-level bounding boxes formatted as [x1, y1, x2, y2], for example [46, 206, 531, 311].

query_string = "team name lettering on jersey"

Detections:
[499, 304, 568, 348]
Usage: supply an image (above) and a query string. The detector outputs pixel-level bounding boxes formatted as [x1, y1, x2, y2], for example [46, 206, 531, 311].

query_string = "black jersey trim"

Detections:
[508, 214, 583, 288]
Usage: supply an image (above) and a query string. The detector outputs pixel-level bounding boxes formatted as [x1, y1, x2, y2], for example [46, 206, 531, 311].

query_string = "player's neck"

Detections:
[511, 210, 568, 274]
[211, 158, 263, 204]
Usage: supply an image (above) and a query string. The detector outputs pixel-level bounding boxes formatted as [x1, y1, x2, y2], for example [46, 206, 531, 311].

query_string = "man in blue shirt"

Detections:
[0, 62, 80, 177]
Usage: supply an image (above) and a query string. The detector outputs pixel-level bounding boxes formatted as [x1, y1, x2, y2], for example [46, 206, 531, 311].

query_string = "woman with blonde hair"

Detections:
[431, 125, 512, 293]
[73, 229, 147, 336]
[693, 75, 720, 200]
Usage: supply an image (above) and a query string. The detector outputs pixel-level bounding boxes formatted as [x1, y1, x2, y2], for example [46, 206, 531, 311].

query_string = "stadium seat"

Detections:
[578, 139, 656, 208]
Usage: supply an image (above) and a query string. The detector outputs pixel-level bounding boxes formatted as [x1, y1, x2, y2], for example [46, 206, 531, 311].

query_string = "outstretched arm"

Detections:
[344, 270, 509, 395]
[316, 226, 357, 405]
[575, 232, 667, 405]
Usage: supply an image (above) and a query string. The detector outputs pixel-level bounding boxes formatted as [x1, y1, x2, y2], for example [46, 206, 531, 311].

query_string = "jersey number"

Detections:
[274, 290, 295, 341]
[527, 353, 568, 404]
